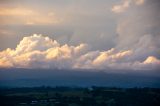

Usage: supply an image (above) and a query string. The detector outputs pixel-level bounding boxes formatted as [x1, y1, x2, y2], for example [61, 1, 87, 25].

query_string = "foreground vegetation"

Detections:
[0, 86, 160, 106]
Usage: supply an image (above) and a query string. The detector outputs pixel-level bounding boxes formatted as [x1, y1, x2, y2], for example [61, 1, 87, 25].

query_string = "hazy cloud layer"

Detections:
[114, 0, 160, 60]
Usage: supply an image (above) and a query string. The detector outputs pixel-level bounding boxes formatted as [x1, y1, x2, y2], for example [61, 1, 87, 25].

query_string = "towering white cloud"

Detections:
[15, 34, 60, 53]
[0, 34, 89, 69]
[0, 34, 159, 71]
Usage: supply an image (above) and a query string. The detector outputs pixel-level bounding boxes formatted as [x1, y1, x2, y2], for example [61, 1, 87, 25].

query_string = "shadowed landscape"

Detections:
[0, 68, 160, 106]
[1, 87, 160, 106]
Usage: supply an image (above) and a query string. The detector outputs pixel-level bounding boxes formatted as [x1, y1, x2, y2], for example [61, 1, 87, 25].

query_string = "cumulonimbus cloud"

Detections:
[0, 34, 159, 71]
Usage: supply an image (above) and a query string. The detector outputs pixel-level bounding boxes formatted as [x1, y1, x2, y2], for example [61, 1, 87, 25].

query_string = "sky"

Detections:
[0, 0, 160, 72]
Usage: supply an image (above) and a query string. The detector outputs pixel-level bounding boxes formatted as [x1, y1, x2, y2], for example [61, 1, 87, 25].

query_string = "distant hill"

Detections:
[0, 68, 160, 88]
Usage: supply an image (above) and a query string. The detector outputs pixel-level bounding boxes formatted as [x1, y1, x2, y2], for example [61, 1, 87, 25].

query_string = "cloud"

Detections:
[109, 0, 160, 70]
[15, 34, 60, 53]
[0, 34, 159, 71]
[115, 0, 160, 60]
[0, 34, 89, 69]
[0, 0, 159, 72]
[111, 0, 145, 13]
[143, 56, 160, 66]
[111, 0, 131, 13]
[134, 0, 145, 5]
[0, 8, 34, 16]
[0, 7, 62, 25]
